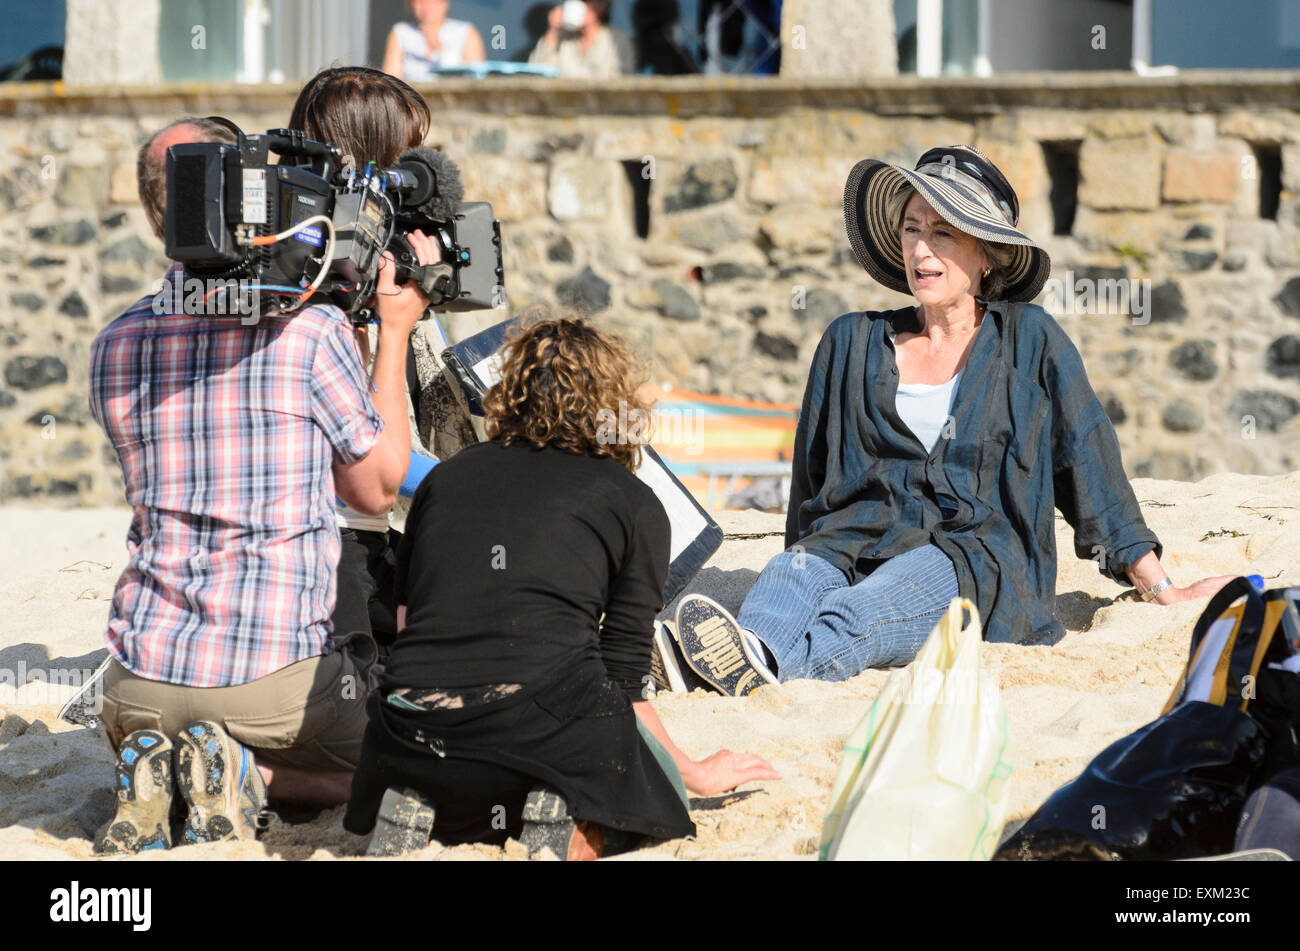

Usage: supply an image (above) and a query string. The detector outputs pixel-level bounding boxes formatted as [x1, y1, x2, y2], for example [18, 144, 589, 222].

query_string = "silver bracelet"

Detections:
[1139, 576, 1175, 602]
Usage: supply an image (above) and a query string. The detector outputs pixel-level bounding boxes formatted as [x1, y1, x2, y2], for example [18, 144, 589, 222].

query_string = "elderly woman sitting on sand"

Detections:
[660, 145, 1234, 697]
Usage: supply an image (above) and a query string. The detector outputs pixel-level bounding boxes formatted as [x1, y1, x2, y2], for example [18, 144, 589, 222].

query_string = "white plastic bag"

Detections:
[819, 598, 1013, 860]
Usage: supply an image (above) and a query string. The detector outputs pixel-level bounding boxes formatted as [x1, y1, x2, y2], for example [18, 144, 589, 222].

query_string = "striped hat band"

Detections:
[842, 145, 1051, 303]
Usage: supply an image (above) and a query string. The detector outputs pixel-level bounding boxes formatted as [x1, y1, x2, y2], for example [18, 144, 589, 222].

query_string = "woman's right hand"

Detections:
[682, 750, 782, 797]
[545, 4, 563, 40]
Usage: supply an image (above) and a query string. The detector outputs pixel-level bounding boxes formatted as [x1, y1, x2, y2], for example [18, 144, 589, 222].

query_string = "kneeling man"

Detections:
[88, 119, 434, 852]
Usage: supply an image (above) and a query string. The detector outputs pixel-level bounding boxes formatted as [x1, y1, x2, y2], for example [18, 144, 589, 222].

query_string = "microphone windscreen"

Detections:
[395, 146, 463, 221]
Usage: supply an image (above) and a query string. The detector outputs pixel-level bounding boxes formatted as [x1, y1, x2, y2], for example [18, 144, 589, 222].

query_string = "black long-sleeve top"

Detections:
[786, 301, 1162, 646]
[385, 441, 670, 701]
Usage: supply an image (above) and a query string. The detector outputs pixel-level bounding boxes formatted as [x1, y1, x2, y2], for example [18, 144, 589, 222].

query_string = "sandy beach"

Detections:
[2, 469, 1297, 860]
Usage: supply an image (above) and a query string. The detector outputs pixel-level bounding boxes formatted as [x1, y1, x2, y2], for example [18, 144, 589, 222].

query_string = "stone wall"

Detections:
[2, 73, 1299, 504]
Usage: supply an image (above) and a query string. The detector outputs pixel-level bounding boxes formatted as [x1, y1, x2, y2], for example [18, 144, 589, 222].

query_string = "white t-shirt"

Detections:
[393, 19, 472, 77]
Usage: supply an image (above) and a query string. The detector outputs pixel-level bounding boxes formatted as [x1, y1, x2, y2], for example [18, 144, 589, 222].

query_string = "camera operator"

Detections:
[288, 65, 471, 657]
[87, 108, 439, 852]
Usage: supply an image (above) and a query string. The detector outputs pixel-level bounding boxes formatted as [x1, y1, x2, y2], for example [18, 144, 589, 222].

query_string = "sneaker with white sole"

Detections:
[674, 594, 778, 697]
[94, 729, 175, 854]
[650, 620, 721, 695]
[174, 720, 269, 843]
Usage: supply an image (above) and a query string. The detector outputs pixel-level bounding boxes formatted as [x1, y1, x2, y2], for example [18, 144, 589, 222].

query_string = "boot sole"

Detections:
[94, 730, 173, 854]
[174, 721, 264, 843]
[520, 786, 588, 860]
[366, 786, 437, 856]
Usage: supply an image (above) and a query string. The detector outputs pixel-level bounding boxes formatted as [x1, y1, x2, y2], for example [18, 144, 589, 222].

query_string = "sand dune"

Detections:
[2, 469, 1297, 860]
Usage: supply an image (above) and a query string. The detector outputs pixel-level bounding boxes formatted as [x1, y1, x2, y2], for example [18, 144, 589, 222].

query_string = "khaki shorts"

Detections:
[100, 645, 372, 771]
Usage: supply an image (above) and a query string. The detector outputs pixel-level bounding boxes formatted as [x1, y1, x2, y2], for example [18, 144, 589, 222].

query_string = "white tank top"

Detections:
[895, 371, 963, 454]
[394, 19, 472, 77]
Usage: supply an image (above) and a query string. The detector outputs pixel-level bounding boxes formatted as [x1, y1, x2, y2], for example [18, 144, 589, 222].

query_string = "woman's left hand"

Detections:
[1153, 574, 1238, 605]
[682, 750, 782, 797]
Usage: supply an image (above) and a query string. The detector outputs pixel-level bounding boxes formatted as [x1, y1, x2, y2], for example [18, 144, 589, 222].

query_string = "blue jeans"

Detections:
[737, 546, 959, 682]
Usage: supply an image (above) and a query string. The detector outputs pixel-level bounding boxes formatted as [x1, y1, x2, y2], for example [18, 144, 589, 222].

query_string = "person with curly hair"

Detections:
[344, 316, 778, 859]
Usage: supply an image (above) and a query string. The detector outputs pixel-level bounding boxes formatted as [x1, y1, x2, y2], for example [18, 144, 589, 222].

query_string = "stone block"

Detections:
[1079, 136, 1162, 210]
[663, 159, 739, 213]
[1168, 339, 1218, 380]
[759, 206, 833, 254]
[628, 279, 701, 321]
[4, 356, 68, 391]
[0, 165, 44, 212]
[1266, 335, 1300, 379]
[101, 235, 158, 270]
[30, 219, 95, 246]
[661, 212, 749, 252]
[109, 161, 137, 204]
[548, 159, 623, 222]
[1162, 151, 1240, 203]
[1088, 113, 1156, 140]
[748, 155, 856, 207]
[1162, 399, 1204, 433]
[1283, 144, 1300, 192]
[459, 156, 547, 222]
[1218, 110, 1300, 145]
[555, 266, 611, 315]
[1153, 114, 1217, 147]
[982, 110, 1088, 146]
[1275, 277, 1300, 318]
[1071, 207, 1181, 258]
[1228, 390, 1300, 433]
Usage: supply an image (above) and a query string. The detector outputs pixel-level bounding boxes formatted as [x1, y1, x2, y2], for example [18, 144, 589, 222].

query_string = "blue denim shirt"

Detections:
[785, 301, 1161, 645]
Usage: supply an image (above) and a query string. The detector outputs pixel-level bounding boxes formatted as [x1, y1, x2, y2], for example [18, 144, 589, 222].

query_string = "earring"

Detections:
[982, 268, 990, 278]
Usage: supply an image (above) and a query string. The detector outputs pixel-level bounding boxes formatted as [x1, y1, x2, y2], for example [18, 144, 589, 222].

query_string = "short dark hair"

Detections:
[137, 117, 237, 242]
[289, 66, 431, 170]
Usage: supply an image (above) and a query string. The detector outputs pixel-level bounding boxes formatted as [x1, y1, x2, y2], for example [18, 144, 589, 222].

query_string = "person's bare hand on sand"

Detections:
[1151, 574, 1238, 605]
[682, 750, 782, 797]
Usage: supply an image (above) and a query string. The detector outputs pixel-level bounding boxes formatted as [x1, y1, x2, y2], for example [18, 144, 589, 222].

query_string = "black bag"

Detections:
[996, 577, 1300, 861]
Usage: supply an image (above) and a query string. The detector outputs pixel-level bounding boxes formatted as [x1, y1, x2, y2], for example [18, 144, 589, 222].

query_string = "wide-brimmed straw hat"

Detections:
[842, 145, 1051, 303]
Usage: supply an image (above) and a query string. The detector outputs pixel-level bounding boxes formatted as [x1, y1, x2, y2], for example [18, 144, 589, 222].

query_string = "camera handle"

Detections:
[390, 230, 457, 305]
[395, 259, 456, 304]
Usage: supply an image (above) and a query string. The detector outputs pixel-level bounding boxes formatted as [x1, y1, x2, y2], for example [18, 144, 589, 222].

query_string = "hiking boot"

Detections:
[174, 720, 269, 843]
[94, 729, 174, 854]
[675, 595, 778, 697]
[519, 786, 640, 861]
[366, 786, 437, 857]
[650, 620, 721, 695]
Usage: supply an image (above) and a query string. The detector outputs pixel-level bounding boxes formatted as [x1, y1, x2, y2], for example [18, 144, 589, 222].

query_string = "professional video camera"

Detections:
[163, 117, 502, 323]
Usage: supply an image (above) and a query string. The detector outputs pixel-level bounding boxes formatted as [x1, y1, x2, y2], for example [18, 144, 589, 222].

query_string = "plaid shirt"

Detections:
[786, 301, 1161, 646]
[89, 266, 384, 687]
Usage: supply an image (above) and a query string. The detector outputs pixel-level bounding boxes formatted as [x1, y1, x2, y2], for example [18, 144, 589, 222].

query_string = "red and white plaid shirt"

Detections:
[89, 266, 384, 687]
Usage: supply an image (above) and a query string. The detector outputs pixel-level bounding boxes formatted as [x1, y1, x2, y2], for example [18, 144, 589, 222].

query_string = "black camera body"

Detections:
[164, 121, 503, 323]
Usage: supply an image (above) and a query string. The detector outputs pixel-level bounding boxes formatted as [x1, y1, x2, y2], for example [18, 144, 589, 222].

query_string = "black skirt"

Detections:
[344, 658, 695, 846]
